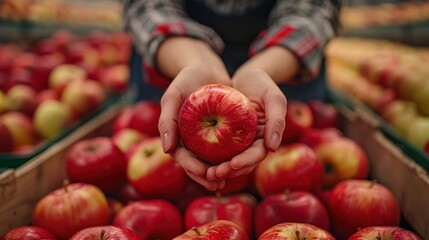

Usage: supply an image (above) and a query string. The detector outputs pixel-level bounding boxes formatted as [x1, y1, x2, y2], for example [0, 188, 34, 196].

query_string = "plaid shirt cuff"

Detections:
[141, 19, 224, 88]
[250, 24, 322, 81]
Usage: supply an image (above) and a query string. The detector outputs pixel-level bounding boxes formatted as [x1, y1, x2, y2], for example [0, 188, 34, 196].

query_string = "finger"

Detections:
[227, 165, 256, 178]
[171, 146, 207, 177]
[263, 86, 287, 151]
[230, 139, 268, 169]
[159, 85, 183, 153]
[207, 162, 233, 180]
[186, 171, 222, 192]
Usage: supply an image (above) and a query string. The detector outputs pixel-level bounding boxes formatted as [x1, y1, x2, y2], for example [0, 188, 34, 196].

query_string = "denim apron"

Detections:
[129, 0, 327, 102]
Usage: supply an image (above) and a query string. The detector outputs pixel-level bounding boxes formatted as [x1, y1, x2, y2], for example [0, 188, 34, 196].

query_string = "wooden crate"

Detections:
[339, 105, 429, 239]
[0, 103, 122, 234]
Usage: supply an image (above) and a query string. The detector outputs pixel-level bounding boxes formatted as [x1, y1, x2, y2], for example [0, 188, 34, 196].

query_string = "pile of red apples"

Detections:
[0, 29, 131, 155]
[1, 89, 422, 239]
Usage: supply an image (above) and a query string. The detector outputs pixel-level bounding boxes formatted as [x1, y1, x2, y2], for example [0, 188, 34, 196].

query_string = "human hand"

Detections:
[158, 64, 230, 191]
[206, 68, 287, 181]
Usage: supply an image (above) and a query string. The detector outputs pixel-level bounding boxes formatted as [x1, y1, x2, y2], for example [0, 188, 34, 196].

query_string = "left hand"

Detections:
[206, 68, 287, 181]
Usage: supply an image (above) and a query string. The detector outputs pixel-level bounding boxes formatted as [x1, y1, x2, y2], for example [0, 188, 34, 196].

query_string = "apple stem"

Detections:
[376, 236, 381, 240]
[369, 179, 377, 189]
[192, 226, 202, 236]
[63, 179, 70, 193]
[203, 120, 217, 127]
[284, 189, 292, 201]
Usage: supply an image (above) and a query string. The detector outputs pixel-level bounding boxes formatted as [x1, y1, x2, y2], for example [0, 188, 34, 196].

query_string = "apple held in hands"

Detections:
[255, 190, 330, 237]
[66, 137, 127, 195]
[348, 226, 422, 240]
[328, 179, 401, 240]
[184, 193, 256, 238]
[178, 84, 257, 164]
[127, 137, 186, 200]
[255, 143, 324, 197]
[2, 226, 56, 240]
[258, 222, 335, 240]
[69, 225, 143, 240]
[113, 200, 183, 239]
[174, 220, 249, 240]
[32, 182, 110, 240]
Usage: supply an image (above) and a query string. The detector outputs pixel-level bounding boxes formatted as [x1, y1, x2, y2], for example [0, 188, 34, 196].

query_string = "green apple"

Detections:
[33, 100, 74, 139]
[412, 81, 429, 115]
[405, 117, 429, 150]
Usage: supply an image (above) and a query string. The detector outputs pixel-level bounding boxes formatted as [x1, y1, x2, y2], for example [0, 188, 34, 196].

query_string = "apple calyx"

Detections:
[192, 226, 203, 236]
[100, 229, 107, 240]
[376, 236, 381, 240]
[295, 230, 307, 240]
[143, 147, 156, 158]
[203, 117, 220, 128]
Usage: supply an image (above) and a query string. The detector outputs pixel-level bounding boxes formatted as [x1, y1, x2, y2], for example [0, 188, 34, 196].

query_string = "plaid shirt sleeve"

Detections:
[250, 0, 341, 81]
[122, 0, 224, 88]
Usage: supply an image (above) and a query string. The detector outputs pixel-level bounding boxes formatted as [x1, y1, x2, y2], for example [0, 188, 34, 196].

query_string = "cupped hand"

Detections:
[158, 64, 230, 191]
[206, 68, 287, 181]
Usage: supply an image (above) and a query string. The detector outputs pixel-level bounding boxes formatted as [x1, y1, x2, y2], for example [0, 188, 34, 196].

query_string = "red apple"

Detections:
[255, 143, 324, 197]
[328, 179, 401, 240]
[97, 43, 119, 66]
[32, 182, 110, 240]
[424, 141, 429, 155]
[3, 226, 56, 240]
[219, 172, 252, 195]
[184, 193, 256, 238]
[128, 101, 161, 137]
[299, 127, 343, 148]
[48, 64, 86, 93]
[98, 64, 130, 93]
[255, 191, 330, 237]
[111, 128, 148, 154]
[313, 137, 369, 188]
[173, 220, 249, 240]
[113, 107, 133, 133]
[107, 198, 124, 224]
[348, 226, 422, 240]
[61, 79, 106, 117]
[86, 30, 109, 48]
[4, 68, 41, 92]
[404, 117, 429, 150]
[307, 100, 339, 129]
[36, 89, 60, 105]
[5, 84, 38, 116]
[178, 84, 257, 164]
[174, 177, 211, 213]
[33, 100, 74, 139]
[66, 137, 127, 195]
[1, 111, 35, 146]
[0, 120, 13, 152]
[113, 199, 183, 240]
[69, 225, 143, 240]
[0, 89, 6, 113]
[258, 222, 335, 240]
[66, 41, 100, 69]
[127, 137, 186, 200]
[282, 100, 313, 143]
[117, 183, 146, 204]
[50, 30, 75, 52]
[33, 53, 66, 89]
[10, 52, 36, 70]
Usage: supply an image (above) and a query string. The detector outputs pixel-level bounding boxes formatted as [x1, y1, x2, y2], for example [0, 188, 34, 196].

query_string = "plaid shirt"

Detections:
[123, 0, 341, 87]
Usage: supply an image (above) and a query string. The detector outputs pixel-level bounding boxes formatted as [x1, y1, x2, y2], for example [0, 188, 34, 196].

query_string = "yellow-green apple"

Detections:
[97, 43, 119, 66]
[255, 143, 324, 197]
[128, 101, 161, 137]
[380, 100, 418, 134]
[69, 226, 143, 240]
[48, 64, 86, 93]
[394, 73, 425, 100]
[33, 100, 74, 139]
[127, 137, 186, 200]
[98, 64, 130, 93]
[313, 137, 369, 188]
[327, 179, 401, 240]
[32, 182, 110, 240]
[184, 193, 256, 238]
[258, 222, 335, 240]
[111, 128, 148, 154]
[66, 137, 127, 195]
[349, 226, 422, 240]
[1, 111, 35, 146]
[307, 100, 339, 129]
[366, 88, 397, 114]
[113, 107, 133, 133]
[2, 226, 56, 240]
[282, 100, 314, 143]
[113, 199, 183, 239]
[404, 117, 429, 149]
[178, 84, 257, 164]
[61, 79, 106, 117]
[5, 84, 38, 116]
[299, 127, 343, 148]
[411, 81, 429, 115]
[0, 90, 6, 113]
[173, 220, 249, 240]
[255, 191, 330, 237]
[0, 120, 13, 152]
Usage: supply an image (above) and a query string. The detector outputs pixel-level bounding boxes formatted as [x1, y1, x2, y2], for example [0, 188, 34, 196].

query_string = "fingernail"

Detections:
[162, 132, 171, 153]
[270, 132, 280, 151]
[218, 180, 226, 190]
